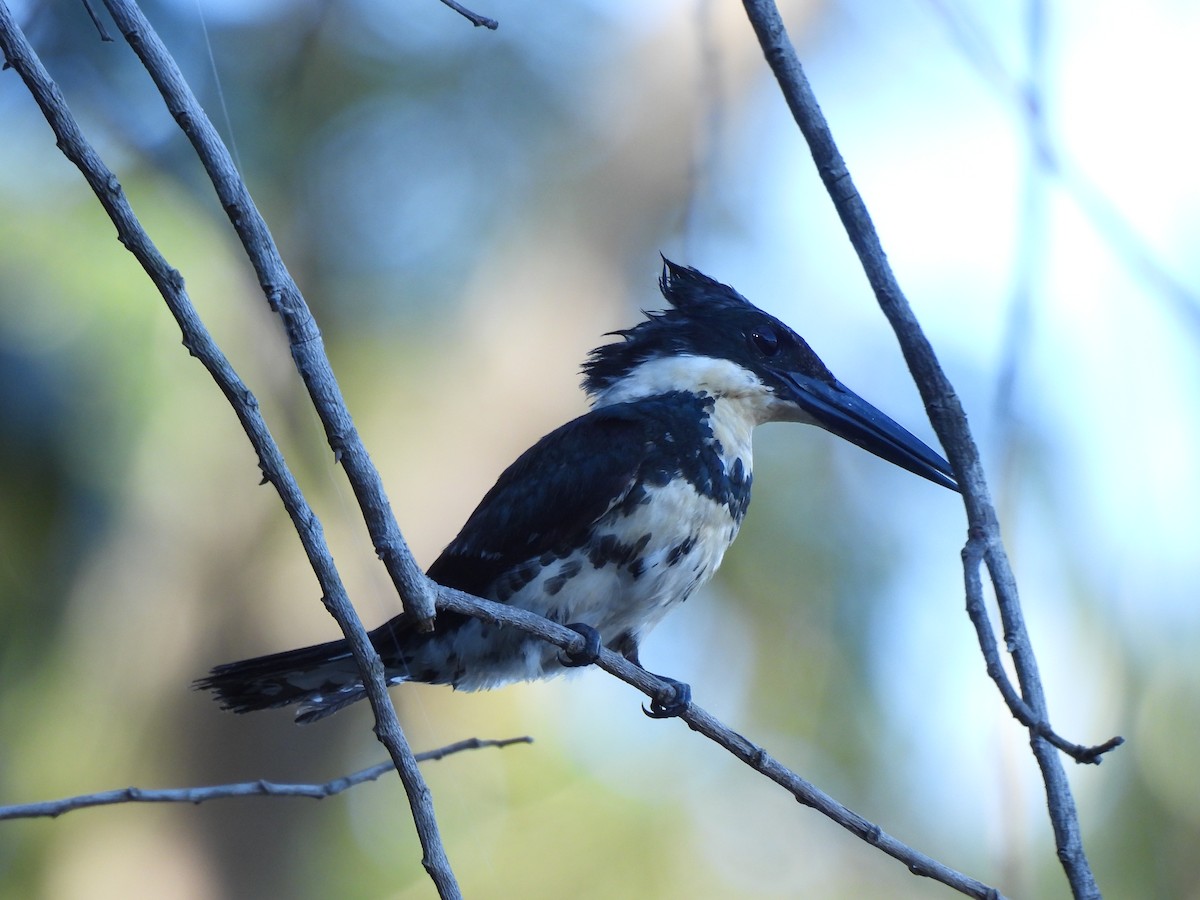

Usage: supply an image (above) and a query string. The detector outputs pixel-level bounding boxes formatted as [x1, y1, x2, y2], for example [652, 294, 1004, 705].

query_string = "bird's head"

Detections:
[582, 259, 957, 490]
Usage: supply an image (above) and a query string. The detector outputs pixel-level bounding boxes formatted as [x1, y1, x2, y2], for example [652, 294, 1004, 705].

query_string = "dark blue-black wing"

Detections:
[426, 404, 658, 598]
[198, 404, 674, 718]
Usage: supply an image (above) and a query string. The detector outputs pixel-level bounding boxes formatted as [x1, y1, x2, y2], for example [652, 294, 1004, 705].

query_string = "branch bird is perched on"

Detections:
[197, 261, 956, 722]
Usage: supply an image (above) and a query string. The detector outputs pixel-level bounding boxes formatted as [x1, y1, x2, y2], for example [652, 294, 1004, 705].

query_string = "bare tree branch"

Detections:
[437, 0, 498, 30]
[80, 0, 113, 41]
[0, 737, 531, 821]
[962, 538, 1123, 765]
[0, 2, 1059, 897]
[431, 588, 1006, 900]
[738, 2, 1113, 898]
[0, 7, 461, 898]
[100, 0, 439, 631]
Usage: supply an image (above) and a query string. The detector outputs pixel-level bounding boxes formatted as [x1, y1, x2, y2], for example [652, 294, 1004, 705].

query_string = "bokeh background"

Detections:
[2, 0, 1197, 897]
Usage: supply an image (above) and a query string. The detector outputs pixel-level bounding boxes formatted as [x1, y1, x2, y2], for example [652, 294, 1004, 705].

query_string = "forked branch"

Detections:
[0, 7, 460, 897]
[740, 2, 1115, 897]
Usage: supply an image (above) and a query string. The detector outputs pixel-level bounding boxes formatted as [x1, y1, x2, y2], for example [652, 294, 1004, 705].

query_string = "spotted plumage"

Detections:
[197, 260, 956, 723]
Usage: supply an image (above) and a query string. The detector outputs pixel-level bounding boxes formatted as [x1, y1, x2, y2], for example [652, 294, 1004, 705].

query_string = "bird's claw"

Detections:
[642, 676, 691, 719]
[559, 622, 602, 668]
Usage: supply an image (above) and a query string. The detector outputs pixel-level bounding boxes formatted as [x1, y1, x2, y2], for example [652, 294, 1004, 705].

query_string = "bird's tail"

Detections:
[194, 638, 375, 724]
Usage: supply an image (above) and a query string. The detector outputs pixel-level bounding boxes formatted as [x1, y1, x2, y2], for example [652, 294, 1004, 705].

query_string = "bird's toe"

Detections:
[559, 622, 603, 668]
[642, 676, 691, 719]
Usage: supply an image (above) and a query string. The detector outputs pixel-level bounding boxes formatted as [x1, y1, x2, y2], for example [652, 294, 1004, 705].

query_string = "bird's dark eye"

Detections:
[751, 328, 780, 357]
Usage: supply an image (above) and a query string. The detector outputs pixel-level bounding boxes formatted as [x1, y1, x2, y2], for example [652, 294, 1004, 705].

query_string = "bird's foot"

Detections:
[643, 675, 692, 719]
[559, 622, 602, 668]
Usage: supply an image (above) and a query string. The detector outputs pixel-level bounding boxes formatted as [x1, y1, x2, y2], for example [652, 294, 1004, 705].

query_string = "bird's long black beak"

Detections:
[782, 373, 958, 491]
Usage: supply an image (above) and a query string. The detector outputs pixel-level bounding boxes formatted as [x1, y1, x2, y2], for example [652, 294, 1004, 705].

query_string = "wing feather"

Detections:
[426, 405, 654, 598]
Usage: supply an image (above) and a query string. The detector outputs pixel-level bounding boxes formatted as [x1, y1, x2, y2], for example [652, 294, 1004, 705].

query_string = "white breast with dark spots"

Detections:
[562, 476, 741, 635]
[408, 390, 761, 692]
[535, 396, 757, 645]
[417, 476, 745, 692]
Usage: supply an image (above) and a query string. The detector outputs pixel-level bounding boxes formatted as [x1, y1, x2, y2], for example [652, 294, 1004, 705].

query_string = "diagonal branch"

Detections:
[98, 0, 439, 632]
[962, 537, 1122, 765]
[739, 2, 1113, 897]
[0, 8, 460, 898]
[0, 737, 531, 821]
[433, 588, 1007, 900]
[436, 0, 498, 30]
[0, 2, 1045, 897]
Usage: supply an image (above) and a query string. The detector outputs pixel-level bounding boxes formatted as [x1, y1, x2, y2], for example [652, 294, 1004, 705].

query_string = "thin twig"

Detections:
[0, 737, 532, 821]
[436, 0, 498, 30]
[739, 2, 1111, 898]
[0, 8, 460, 899]
[962, 536, 1123, 765]
[80, 0, 114, 41]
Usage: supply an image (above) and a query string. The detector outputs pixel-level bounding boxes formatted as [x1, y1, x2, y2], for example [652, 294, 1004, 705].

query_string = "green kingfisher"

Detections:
[196, 260, 956, 722]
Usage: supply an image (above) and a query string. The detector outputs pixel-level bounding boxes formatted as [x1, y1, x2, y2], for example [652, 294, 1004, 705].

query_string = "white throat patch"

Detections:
[591, 354, 810, 428]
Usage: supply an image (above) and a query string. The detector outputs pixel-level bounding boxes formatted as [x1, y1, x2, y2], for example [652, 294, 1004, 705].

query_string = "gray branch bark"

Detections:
[0, 6, 460, 897]
[739, 2, 1116, 897]
[0, 737, 531, 820]
[0, 1, 1105, 897]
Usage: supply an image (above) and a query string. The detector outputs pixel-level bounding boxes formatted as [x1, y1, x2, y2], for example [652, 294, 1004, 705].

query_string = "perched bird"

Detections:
[197, 260, 956, 723]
